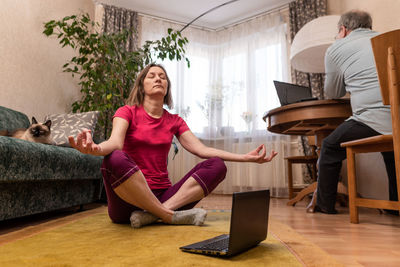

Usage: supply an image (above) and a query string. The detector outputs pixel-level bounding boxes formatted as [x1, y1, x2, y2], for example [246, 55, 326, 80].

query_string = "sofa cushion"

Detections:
[0, 136, 103, 182]
[0, 106, 30, 132]
[44, 111, 100, 147]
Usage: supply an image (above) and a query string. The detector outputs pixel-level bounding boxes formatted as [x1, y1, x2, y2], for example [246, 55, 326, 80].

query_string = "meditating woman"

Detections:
[69, 63, 278, 228]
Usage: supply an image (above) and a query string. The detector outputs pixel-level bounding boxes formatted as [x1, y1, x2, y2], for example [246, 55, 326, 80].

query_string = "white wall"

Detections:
[0, 0, 94, 121]
[328, 0, 400, 33]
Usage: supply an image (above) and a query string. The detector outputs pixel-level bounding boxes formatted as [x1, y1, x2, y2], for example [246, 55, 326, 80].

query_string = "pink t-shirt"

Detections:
[113, 105, 190, 189]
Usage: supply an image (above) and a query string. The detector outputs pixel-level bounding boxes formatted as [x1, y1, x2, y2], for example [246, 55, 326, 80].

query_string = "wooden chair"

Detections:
[285, 136, 318, 199]
[341, 29, 400, 223]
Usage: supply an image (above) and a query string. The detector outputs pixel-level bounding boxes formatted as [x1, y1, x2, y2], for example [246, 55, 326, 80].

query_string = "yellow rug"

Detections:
[0, 209, 342, 266]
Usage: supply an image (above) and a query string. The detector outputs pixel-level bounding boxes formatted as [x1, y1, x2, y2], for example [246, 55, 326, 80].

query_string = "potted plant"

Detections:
[197, 81, 244, 137]
[240, 111, 254, 133]
[43, 13, 190, 139]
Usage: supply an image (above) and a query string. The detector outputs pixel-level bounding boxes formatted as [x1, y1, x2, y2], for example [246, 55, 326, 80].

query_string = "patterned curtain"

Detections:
[289, 0, 327, 99]
[289, 0, 327, 183]
[102, 4, 139, 52]
[97, 5, 139, 202]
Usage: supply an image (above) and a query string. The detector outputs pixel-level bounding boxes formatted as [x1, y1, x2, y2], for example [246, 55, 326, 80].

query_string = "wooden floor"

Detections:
[1, 195, 400, 267]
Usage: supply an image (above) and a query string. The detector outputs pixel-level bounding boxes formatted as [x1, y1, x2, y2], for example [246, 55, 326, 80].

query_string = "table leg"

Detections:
[286, 182, 317, 206]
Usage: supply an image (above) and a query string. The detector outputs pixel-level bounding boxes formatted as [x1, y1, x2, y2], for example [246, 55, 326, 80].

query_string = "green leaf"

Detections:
[44, 20, 55, 27]
[43, 27, 53, 36]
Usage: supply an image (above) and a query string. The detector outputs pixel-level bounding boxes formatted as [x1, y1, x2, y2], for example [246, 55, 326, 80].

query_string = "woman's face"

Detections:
[143, 66, 168, 99]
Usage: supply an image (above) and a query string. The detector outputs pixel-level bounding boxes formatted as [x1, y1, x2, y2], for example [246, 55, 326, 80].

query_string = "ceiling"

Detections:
[96, 0, 292, 30]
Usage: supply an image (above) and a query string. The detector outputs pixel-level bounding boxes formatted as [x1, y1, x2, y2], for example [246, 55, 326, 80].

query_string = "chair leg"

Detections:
[287, 160, 294, 199]
[395, 153, 400, 213]
[346, 148, 359, 223]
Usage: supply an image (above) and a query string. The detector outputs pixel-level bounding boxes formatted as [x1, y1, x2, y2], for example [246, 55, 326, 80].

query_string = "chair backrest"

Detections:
[371, 29, 400, 106]
[371, 29, 400, 182]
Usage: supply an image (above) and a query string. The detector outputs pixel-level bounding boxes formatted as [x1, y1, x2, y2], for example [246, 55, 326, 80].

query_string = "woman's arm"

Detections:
[177, 131, 277, 164]
[68, 117, 129, 156]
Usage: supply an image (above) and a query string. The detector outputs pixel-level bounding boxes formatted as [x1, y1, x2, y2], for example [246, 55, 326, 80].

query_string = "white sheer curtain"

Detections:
[140, 11, 293, 197]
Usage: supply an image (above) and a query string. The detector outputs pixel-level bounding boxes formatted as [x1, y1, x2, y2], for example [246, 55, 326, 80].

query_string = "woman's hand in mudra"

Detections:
[245, 144, 278, 163]
[68, 129, 102, 155]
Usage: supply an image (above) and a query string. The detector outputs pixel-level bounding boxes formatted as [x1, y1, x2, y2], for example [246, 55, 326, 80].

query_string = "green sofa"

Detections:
[0, 106, 103, 221]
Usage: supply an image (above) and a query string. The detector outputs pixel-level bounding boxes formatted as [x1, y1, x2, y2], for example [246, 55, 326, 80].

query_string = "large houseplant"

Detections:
[43, 13, 189, 139]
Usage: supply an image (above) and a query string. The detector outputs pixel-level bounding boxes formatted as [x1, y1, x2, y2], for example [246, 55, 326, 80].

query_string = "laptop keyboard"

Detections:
[200, 237, 229, 251]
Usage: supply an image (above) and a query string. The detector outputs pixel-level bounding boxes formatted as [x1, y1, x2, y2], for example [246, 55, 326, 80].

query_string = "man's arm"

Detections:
[324, 51, 347, 99]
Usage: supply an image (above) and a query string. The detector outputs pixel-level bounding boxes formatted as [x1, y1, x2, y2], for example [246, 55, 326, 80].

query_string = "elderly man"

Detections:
[314, 10, 397, 214]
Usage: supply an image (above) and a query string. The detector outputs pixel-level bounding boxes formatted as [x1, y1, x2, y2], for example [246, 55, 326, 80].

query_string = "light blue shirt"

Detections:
[324, 28, 392, 135]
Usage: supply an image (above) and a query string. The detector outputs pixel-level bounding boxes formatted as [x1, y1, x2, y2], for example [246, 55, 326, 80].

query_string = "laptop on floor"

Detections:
[274, 80, 318, 106]
[179, 189, 270, 257]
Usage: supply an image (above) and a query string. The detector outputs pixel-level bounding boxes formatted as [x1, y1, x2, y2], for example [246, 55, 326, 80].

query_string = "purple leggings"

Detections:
[101, 150, 227, 223]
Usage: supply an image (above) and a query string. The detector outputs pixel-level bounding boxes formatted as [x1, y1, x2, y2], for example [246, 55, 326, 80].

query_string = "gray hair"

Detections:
[338, 10, 372, 31]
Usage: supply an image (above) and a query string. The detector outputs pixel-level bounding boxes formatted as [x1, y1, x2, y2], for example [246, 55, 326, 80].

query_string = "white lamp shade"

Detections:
[290, 15, 340, 73]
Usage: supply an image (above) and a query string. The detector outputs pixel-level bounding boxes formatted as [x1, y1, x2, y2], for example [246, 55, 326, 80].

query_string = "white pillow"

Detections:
[44, 111, 100, 147]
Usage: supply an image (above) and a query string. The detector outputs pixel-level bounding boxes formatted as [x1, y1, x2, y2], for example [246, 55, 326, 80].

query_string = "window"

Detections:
[221, 53, 247, 132]
[142, 14, 288, 137]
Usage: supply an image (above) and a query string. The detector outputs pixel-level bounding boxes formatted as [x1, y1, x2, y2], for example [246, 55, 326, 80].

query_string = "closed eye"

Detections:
[147, 72, 166, 79]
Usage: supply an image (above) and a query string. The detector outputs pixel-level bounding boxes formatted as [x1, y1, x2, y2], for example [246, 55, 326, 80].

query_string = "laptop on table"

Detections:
[179, 189, 270, 257]
[274, 80, 318, 106]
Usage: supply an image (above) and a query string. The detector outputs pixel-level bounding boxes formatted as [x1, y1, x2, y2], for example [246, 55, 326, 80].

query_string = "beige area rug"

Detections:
[0, 207, 342, 266]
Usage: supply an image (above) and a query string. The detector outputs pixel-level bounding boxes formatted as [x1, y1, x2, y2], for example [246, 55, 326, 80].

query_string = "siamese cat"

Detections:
[6, 117, 53, 144]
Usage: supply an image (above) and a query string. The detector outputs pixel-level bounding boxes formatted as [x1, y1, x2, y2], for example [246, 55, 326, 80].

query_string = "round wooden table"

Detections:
[264, 99, 352, 148]
[263, 99, 352, 209]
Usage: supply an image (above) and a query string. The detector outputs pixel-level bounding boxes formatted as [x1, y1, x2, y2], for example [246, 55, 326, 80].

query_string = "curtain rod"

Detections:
[137, 3, 289, 33]
[215, 3, 289, 32]
[137, 12, 214, 31]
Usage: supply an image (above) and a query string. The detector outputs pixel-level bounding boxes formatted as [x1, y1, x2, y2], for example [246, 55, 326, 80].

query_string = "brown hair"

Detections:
[126, 63, 173, 109]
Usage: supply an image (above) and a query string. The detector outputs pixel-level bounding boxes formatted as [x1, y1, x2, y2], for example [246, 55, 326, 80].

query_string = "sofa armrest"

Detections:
[0, 106, 30, 132]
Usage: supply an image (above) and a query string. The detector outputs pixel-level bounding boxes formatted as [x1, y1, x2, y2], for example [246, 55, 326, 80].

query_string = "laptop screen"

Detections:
[273, 80, 313, 106]
[227, 190, 270, 255]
